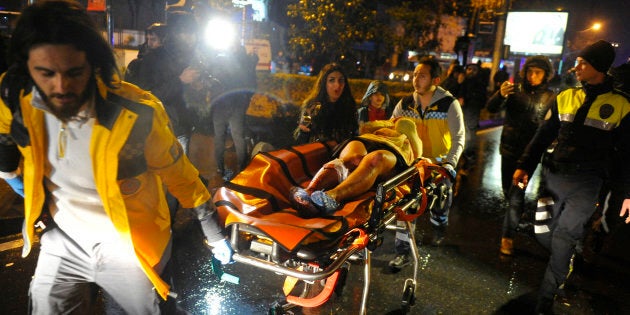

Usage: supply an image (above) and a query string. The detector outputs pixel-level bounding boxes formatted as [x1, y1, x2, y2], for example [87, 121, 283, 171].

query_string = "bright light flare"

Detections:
[204, 17, 237, 51]
[203, 289, 230, 315]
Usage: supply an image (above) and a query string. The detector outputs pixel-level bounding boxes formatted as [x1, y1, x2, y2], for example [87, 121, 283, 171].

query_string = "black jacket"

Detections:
[486, 83, 554, 159]
[517, 79, 630, 186]
[128, 45, 193, 137]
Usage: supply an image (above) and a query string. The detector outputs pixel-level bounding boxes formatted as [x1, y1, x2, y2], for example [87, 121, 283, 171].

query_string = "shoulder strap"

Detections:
[1, 65, 31, 113]
[433, 95, 455, 108]
[401, 95, 415, 110]
[0, 65, 32, 147]
[357, 106, 368, 122]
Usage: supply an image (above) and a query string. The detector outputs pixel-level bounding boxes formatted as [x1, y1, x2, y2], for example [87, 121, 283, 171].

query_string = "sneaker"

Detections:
[288, 187, 319, 218]
[388, 254, 411, 271]
[500, 237, 514, 256]
[310, 190, 339, 215]
[222, 169, 235, 181]
[431, 225, 446, 247]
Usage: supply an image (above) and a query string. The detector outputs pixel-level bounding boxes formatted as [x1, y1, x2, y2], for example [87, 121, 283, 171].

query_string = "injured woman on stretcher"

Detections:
[212, 117, 452, 313]
[288, 117, 423, 218]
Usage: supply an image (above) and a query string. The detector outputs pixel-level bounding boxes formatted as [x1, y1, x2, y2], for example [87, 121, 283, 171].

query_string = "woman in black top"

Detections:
[295, 63, 358, 144]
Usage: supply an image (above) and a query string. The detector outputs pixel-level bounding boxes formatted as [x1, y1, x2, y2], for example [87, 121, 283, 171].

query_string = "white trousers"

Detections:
[29, 227, 165, 314]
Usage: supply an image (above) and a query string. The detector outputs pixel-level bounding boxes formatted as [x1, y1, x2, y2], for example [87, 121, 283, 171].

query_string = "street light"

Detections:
[579, 22, 602, 32]
[591, 22, 602, 31]
[560, 22, 605, 77]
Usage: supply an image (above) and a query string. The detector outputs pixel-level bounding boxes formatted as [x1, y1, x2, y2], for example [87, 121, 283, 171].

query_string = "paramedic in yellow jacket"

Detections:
[388, 56, 465, 270]
[0, 1, 233, 313]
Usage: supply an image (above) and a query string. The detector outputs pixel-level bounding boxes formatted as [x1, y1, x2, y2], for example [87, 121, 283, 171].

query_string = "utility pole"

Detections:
[489, 0, 510, 90]
[106, 0, 113, 46]
[463, 6, 480, 66]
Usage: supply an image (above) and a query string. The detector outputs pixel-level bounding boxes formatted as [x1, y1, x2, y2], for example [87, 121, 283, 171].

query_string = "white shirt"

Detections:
[32, 88, 123, 252]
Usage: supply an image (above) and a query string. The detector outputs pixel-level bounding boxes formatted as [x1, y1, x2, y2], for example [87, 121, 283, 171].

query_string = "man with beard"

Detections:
[0, 1, 233, 313]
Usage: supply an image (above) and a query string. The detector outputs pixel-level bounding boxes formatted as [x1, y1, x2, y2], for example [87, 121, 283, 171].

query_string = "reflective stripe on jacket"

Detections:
[552, 87, 630, 165]
[517, 82, 630, 177]
[392, 94, 455, 160]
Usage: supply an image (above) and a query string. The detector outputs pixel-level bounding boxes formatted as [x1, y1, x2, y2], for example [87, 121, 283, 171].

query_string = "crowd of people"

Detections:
[0, 1, 629, 314]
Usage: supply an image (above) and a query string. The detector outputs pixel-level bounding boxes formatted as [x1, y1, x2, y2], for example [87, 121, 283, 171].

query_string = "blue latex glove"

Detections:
[208, 238, 234, 265]
[210, 256, 239, 284]
[5, 176, 24, 197]
[442, 163, 457, 180]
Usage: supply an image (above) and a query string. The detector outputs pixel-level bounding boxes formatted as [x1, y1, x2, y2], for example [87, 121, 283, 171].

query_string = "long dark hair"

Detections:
[301, 63, 358, 142]
[8, 0, 119, 87]
[303, 63, 355, 106]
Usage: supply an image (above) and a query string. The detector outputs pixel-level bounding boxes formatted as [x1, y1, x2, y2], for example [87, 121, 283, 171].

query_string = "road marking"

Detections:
[0, 237, 23, 252]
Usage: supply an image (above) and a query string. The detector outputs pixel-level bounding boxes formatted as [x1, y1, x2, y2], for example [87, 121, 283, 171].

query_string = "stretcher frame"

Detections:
[212, 142, 450, 314]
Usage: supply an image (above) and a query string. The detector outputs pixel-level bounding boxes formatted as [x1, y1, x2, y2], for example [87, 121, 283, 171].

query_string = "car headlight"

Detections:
[403, 73, 410, 81]
[388, 72, 395, 80]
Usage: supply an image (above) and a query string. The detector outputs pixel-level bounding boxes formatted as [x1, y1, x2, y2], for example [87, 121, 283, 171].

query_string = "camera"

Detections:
[301, 102, 321, 128]
[514, 83, 522, 93]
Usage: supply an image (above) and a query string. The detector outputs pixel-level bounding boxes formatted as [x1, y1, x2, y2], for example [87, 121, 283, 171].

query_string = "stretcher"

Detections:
[212, 140, 452, 314]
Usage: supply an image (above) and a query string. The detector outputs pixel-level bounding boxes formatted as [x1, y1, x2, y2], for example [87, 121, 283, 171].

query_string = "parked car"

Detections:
[388, 69, 413, 82]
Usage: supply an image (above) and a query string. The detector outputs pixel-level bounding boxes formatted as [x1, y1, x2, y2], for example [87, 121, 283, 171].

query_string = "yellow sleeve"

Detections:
[143, 97, 210, 208]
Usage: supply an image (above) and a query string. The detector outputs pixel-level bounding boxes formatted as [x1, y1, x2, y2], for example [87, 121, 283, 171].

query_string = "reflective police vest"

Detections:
[551, 87, 630, 171]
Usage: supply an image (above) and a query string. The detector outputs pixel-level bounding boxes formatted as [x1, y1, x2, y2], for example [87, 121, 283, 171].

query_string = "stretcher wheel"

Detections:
[268, 300, 295, 315]
[268, 301, 284, 314]
[333, 264, 349, 297]
[400, 280, 415, 313]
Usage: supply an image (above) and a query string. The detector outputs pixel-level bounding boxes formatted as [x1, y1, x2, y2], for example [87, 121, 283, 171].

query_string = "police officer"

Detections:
[512, 40, 630, 314]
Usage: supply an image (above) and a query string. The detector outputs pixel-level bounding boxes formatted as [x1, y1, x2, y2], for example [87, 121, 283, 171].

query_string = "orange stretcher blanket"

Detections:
[212, 141, 414, 252]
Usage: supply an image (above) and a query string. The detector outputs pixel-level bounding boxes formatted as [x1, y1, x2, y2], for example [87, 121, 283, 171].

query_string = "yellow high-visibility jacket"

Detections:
[0, 74, 216, 299]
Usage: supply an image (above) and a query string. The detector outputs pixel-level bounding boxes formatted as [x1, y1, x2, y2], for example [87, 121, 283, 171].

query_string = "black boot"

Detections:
[534, 296, 554, 315]
[431, 224, 446, 247]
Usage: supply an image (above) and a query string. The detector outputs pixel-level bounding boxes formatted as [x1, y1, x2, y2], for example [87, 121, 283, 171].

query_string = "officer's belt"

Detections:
[546, 160, 604, 174]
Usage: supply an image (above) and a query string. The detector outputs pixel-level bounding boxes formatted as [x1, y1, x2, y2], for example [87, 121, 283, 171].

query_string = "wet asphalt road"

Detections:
[1, 126, 630, 314]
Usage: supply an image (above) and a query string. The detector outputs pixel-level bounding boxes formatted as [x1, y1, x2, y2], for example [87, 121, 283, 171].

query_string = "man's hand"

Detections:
[208, 239, 234, 264]
[512, 169, 529, 189]
[442, 163, 457, 180]
[500, 81, 516, 98]
[5, 176, 24, 197]
[179, 67, 200, 84]
[620, 199, 630, 224]
[298, 123, 311, 132]
[193, 202, 234, 263]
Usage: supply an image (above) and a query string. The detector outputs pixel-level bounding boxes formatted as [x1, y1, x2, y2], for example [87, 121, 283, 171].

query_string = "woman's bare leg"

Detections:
[325, 149, 397, 202]
[306, 141, 367, 192]
[338, 140, 368, 170]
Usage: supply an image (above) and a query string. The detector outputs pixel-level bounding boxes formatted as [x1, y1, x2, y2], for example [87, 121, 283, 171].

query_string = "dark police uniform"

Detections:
[517, 77, 630, 305]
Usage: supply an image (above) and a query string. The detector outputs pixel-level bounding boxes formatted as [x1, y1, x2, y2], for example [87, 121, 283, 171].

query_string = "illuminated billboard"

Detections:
[504, 11, 569, 56]
[233, 0, 267, 22]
